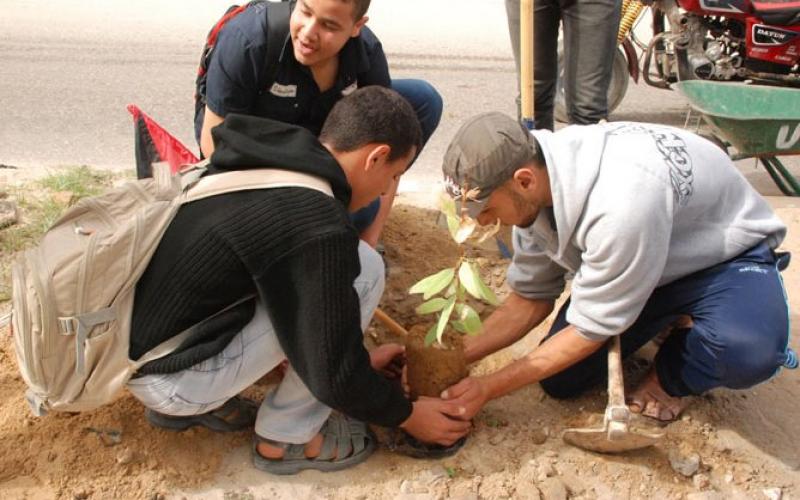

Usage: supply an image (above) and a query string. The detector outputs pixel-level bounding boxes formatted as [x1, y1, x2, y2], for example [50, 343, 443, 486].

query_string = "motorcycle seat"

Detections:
[751, 0, 800, 25]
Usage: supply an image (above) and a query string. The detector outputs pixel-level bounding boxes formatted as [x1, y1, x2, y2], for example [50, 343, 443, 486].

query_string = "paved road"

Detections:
[1, 0, 796, 196]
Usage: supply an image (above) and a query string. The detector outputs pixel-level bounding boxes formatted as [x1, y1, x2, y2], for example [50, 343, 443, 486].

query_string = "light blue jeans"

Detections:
[127, 241, 385, 444]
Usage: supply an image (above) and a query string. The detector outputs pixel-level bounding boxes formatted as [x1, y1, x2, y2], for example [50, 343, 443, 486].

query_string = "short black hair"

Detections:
[530, 135, 547, 169]
[350, 0, 370, 19]
[320, 86, 421, 162]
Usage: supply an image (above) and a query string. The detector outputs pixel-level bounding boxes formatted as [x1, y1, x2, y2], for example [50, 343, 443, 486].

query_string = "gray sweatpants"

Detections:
[505, 0, 622, 130]
[127, 241, 385, 444]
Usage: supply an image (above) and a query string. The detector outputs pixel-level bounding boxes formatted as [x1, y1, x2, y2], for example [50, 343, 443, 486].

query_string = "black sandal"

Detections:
[145, 396, 257, 432]
[252, 413, 376, 475]
[387, 429, 466, 459]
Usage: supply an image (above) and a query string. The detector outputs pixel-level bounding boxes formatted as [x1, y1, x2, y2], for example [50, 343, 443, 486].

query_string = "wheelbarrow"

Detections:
[674, 80, 800, 196]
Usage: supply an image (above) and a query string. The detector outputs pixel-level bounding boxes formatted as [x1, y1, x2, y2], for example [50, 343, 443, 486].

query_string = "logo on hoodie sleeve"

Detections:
[607, 124, 695, 206]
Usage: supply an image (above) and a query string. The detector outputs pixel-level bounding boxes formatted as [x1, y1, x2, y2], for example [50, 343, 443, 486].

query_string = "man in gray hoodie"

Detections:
[440, 112, 795, 422]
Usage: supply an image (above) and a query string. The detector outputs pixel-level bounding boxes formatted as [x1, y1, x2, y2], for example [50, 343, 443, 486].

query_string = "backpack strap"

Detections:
[134, 294, 256, 367]
[262, 0, 294, 92]
[183, 168, 333, 203]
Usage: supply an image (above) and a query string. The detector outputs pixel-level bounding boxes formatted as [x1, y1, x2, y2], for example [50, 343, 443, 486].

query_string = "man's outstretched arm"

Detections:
[464, 292, 555, 364]
[445, 325, 605, 419]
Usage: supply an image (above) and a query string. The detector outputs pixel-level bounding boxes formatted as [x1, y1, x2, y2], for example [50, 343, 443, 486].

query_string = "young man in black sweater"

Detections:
[127, 87, 469, 474]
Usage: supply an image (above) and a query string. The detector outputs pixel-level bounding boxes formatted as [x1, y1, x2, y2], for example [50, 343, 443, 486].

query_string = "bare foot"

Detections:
[627, 367, 689, 422]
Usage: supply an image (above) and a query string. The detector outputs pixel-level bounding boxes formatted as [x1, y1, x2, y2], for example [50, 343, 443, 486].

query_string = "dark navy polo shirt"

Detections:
[202, 2, 391, 139]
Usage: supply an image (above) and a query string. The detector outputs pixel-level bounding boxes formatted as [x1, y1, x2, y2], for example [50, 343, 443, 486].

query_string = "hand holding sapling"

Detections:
[441, 375, 490, 421]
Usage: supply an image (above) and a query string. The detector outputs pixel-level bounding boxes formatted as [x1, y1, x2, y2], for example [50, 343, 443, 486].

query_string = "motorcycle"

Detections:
[555, 0, 800, 122]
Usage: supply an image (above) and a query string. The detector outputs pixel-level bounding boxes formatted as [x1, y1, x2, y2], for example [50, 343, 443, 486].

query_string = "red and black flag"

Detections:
[127, 104, 199, 179]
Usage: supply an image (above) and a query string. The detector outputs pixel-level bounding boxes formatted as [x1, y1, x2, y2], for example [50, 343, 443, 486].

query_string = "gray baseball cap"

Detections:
[442, 112, 538, 218]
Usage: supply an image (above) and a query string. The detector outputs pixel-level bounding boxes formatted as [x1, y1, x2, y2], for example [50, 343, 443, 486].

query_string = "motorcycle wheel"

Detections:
[554, 44, 630, 124]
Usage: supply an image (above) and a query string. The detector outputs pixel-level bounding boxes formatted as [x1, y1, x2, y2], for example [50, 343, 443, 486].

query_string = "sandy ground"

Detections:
[0, 198, 798, 500]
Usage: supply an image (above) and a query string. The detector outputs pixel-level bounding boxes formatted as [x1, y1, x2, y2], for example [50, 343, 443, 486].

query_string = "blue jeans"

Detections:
[540, 243, 794, 398]
[350, 78, 442, 233]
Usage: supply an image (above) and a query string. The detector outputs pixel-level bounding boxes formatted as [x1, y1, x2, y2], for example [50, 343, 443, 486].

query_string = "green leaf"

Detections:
[459, 304, 483, 335]
[409, 268, 455, 300]
[445, 282, 457, 297]
[458, 261, 500, 306]
[424, 324, 438, 346]
[435, 296, 457, 343]
[441, 194, 457, 218]
[457, 282, 466, 302]
[415, 298, 449, 315]
[446, 214, 460, 241]
[450, 320, 469, 334]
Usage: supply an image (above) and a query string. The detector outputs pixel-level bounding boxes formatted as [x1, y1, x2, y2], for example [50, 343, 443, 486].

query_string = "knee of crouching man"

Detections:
[721, 334, 788, 390]
[357, 240, 385, 292]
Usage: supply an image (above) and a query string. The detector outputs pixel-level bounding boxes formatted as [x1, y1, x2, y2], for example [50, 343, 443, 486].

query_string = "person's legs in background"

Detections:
[505, 0, 562, 131]
[561, 0, 621, 125]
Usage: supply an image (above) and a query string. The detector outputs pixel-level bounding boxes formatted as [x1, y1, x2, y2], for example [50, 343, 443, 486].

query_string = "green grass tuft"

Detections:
[0, 166, 119, 302]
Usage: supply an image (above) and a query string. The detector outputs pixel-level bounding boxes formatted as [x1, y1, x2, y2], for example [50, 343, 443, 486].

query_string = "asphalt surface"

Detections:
[1, 0, 796, 196]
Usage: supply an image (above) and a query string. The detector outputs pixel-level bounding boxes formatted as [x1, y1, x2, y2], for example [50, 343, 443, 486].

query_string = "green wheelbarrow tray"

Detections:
[673, 81, 800, 196]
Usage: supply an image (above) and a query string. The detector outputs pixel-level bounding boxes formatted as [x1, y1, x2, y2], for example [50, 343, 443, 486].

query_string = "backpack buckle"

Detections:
[58, 317, 78, 336]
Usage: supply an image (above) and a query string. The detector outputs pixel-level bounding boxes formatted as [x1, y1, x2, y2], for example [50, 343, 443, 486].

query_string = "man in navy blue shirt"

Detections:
[197, 0, 442, 246]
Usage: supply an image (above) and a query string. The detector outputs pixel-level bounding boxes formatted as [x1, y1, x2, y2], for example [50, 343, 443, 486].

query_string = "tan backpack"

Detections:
[10, 162, 332, 415]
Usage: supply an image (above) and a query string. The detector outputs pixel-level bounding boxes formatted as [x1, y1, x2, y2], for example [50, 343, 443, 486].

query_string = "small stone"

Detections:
[668, 448, 701, 477]
[490, 433, 506, 446]
[681, 414, 692, 422]
[544, 450, 558, 458]
[538, 478, 568, 500]
[116, 448, 137, 465]
[73, 490, 89, 500]
[400, 480, 414, 494]
[724, 473, 734, 484]
[762, 488, 782, 500]
[686, 493, 725, 500]
[515, 487, 542, 500]
[530, 429, 548, 445]
[538, 463, 557, 479]
[693, 473, 710, 489]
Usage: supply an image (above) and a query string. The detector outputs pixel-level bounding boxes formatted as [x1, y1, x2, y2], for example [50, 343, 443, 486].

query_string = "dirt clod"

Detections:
[538, 477, 568, 500]
[692, 473, 711, 489]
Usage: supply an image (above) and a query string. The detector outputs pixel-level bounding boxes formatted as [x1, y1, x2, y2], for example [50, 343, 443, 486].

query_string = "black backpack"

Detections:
[193, 0, 294, 136]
